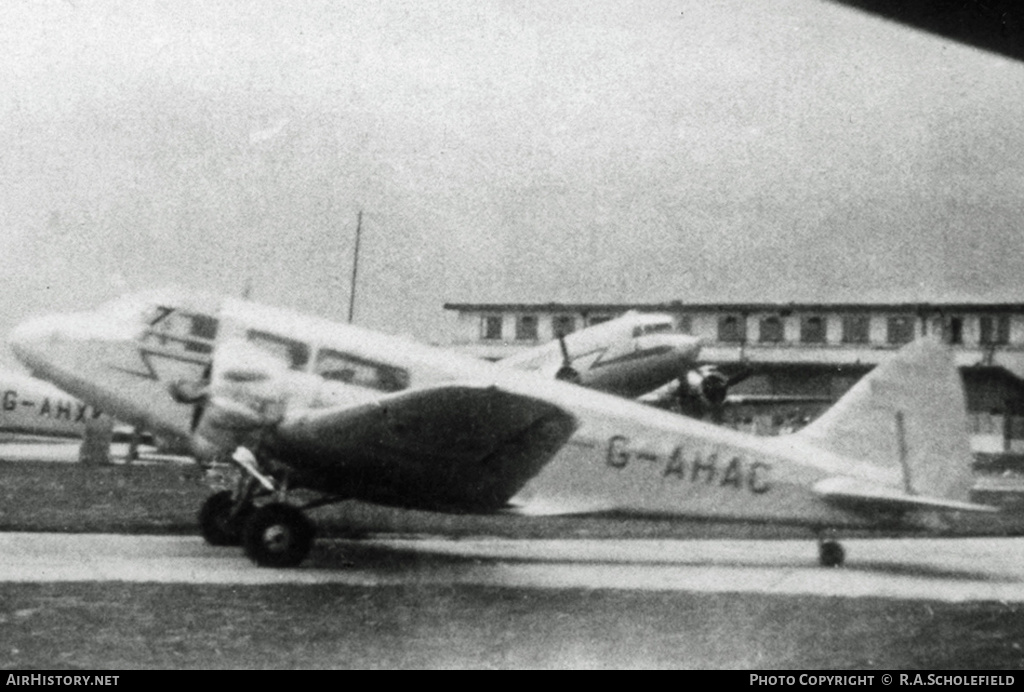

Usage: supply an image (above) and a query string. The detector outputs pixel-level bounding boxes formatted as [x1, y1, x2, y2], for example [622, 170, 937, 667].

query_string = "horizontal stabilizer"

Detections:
[504, 498, 619, 517]
[814, 477, 997, 514]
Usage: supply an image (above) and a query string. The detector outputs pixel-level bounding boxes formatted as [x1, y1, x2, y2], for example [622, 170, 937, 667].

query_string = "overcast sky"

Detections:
[2, 0, 1023, 356]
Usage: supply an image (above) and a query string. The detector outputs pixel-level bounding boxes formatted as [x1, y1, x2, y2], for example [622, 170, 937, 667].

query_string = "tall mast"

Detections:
[347, 210, 363, 324]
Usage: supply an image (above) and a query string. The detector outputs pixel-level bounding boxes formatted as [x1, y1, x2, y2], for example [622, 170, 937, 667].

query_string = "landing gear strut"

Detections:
[817, 538, 845, 568]
[200, 445, 319, 567]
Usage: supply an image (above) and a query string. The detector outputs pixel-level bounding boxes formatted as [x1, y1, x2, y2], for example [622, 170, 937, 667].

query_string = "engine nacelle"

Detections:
[685, 366, 730, 408]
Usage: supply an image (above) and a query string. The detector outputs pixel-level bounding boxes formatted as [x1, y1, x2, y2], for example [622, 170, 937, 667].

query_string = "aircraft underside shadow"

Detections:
[829, 0, 1024, 63]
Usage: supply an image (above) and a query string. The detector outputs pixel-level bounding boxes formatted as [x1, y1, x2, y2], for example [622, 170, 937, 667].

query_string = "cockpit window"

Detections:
[143, 307, 219, 355]
[644, 322, 673, 335]
[314, 348, 409, 392]
[246, 330, 310, 370]
[634, 322, 673, 337]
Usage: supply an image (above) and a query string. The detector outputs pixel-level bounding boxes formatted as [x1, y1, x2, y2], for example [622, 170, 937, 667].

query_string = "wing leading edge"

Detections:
[273, 384, 578, 512]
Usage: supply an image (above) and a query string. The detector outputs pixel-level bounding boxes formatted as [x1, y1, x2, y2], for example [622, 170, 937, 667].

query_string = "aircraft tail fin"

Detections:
[793, 338, 974, 503]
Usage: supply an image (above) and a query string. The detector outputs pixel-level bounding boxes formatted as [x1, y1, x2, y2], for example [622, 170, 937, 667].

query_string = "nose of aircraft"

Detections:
[679, 334, 702, 357]
[660, 333, 703, 360]
[9, 314, 61, 369]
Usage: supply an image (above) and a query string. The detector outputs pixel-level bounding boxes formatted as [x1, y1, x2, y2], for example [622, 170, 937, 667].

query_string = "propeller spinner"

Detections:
[678, 365, 752, 422]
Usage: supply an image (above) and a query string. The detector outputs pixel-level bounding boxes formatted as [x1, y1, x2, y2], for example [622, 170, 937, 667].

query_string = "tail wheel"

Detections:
[818, 540, 845, 568]
[242, 503, 315, 568]
[198, 490, 253, 547]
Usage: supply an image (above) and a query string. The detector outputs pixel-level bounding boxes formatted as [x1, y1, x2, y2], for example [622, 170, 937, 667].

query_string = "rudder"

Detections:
[793, 337, 974, 502]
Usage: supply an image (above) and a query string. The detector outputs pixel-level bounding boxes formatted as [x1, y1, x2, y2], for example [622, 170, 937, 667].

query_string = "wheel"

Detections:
[242, 503, 314, 568]
[555, 366, 581, 384]
[198, 490, 252, 547]
[818, 540, 845, 568]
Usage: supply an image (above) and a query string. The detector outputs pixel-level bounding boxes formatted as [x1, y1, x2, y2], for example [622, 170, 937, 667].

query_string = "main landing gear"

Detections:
[198, 446, 319, 568]
[198, 489, 253, 546]
[242, 503, 315, 568]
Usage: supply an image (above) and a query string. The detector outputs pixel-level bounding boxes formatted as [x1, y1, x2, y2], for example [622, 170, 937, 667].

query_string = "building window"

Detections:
[980, 315, 1010, 345]
[945, 316, 963, 345]
[842, 315, 870, 344]
[887, 315, 915, 345]
[481, 315, 502, 340]
[552, 315, 576, 337]
[800, 315, 826, 344]
[515, 315, 539, 341]
[759, 316, 784, 343]
[718, 314, 746, 343]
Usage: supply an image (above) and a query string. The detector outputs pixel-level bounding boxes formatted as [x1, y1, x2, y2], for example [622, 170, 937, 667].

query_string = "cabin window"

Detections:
[759, 316, 784, 343]
[677, 315, 693, 334]
[246, 330, 310, 370]
[314, 349, 409, 392]
[841, 315, 870, 344]
[481, 315, 503, 340]
[979, 315, 1010, 345]
[552, 315, 576, 337]
[800, 315, 826, 344]
[886, 315, 915, 345]
[717, 314, 745, 343]
[515, 315, 539, 341]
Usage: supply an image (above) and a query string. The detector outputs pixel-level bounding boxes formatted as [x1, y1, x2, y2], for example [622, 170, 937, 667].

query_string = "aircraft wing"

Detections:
[813, 477, 997, 514]
[273, 384, 578, 512]
[828, 1, 1024, 63]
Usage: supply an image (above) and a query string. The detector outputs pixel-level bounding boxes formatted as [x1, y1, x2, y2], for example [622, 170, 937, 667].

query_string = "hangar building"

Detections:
[444, 300, 1024, 470]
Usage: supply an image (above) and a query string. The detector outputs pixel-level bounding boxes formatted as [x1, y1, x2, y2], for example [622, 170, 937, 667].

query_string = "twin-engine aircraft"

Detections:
[11, 288, 995, 568]
[499, 311, 699, 397]
[495, 310, 744, 414]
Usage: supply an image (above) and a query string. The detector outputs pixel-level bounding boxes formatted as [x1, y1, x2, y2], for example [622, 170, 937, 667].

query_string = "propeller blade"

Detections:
[557, 333, 571, 366]
[675, 364, 754, 423]
[554, 332, 581, 384]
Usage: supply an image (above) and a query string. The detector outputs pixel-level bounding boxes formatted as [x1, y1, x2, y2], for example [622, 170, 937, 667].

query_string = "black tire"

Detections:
[242, 503, 315, 568]
[198, 491, 252, 547]
[818, 540, 845, 568]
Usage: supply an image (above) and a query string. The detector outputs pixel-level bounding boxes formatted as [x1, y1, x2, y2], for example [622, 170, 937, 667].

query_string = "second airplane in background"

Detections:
[495, 310, 715, 400]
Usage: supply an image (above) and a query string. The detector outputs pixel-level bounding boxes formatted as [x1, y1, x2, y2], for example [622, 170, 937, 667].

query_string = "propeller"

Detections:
[553, 331, 581, 384]
[168, 340, 290, 459]
[168, 363, 212, 434]
[675, 365, 752, 423]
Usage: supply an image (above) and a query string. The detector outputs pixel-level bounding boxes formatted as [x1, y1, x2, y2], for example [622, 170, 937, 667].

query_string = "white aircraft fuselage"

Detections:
[10, 289, 990, 563]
